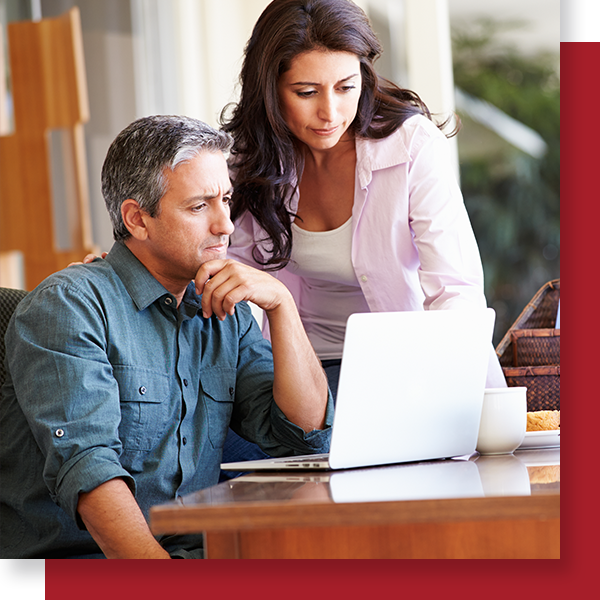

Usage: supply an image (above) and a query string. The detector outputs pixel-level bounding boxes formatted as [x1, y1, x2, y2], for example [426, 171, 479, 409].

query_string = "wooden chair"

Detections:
[0, 7, 96, 291]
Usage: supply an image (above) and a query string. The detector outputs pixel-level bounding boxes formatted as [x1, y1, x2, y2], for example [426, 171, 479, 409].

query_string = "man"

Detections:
[0, 115, 332, 559]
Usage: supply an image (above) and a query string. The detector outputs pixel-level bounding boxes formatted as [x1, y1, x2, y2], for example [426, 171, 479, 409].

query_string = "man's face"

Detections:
[141, 150, 234, 285]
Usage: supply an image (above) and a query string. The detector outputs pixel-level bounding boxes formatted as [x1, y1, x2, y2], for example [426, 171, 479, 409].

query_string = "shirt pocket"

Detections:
[200, 367, 236, 450]
[113, 366, 171, 452]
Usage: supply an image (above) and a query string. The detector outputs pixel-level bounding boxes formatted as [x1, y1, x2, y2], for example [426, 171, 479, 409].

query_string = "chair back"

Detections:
[0, 287, 28, 390]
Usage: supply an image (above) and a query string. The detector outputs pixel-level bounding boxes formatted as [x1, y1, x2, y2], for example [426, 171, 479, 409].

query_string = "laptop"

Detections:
[221, 308, 495, 472]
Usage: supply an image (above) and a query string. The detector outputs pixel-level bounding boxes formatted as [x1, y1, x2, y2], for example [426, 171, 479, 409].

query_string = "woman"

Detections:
[222, 0, 505, 398]
[80, 0, 505, 470]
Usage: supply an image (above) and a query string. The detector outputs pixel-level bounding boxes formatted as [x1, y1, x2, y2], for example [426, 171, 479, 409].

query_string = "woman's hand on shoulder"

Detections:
[68, 251, 108, 267]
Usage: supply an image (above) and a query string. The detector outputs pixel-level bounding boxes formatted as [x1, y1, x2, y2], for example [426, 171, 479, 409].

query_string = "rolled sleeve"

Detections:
[6, 280, 130, 523]
[55, 448, 135, 526]
[268, 396, 333, 456]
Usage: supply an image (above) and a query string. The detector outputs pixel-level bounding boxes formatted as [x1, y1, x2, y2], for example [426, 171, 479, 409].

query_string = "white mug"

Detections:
[475, 454, 531, 496]
[476, 387, 527, 455]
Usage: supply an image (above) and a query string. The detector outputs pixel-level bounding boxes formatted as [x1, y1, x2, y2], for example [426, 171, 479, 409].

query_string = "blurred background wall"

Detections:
[0, 0, 559, 343]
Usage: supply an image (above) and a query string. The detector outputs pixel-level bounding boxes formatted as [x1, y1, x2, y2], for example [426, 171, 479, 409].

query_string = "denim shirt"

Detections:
[0, 242, 332, 558]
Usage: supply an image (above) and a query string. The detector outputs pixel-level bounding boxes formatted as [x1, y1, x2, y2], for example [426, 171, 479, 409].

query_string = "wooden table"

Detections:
[150, 448, 559, 559]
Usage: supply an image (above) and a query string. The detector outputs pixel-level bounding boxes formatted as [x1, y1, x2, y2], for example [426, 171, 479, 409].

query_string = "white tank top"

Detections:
[288, 218, 370, 359]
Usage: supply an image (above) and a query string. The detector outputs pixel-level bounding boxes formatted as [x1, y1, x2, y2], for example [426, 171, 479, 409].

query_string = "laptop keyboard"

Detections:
[272, 453, 329, 463]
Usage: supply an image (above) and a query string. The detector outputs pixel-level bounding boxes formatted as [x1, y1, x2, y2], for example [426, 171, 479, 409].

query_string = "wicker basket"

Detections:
[508, 328, 560, 367]
[495, 279, 560, 412]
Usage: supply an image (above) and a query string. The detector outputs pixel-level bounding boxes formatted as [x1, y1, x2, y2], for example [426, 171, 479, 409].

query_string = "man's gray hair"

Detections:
[101, 115, 233, 242]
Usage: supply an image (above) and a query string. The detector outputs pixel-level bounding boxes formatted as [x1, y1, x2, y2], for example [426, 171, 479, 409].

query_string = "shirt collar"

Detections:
[105, 242, 176, 311]
[285, 129, 411, 208]
[105, 242, 204, 316]
[355, 130, 411, 188]
[180, 283, 203, 317]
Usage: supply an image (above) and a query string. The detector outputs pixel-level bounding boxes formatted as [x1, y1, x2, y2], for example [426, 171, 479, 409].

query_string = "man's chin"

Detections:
[200, 251, 227, 264]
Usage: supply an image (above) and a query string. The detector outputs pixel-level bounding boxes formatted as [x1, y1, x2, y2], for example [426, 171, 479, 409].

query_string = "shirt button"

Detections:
[360, 275, 368, 283]
[165, 297, 173, 305]
[229, 387, 234, 396]
[183, 379, 189, 387]
[182, 437, 188, 446]
[139, 386, 147, 395]
[55, 429, 65, 438]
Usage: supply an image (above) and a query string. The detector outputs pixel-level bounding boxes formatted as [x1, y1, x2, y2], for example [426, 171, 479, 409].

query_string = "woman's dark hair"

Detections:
[221, 0, 443, 269]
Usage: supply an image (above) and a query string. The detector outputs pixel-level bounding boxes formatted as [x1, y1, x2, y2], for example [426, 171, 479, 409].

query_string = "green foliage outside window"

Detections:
[452, 20, 560, 345]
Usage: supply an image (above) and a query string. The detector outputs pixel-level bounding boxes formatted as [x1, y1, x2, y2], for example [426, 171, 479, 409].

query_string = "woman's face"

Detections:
[277, 49, 362, 153]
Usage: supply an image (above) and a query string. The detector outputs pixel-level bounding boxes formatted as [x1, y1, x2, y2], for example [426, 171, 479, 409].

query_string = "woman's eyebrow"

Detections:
[289, 73, 360, 86]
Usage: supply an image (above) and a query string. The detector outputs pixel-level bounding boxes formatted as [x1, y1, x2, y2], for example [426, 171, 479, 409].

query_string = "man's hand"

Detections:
[195, 259, 293, 320]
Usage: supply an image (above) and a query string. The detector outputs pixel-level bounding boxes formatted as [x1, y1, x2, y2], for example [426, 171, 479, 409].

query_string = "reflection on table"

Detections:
[150, 447, 559, 559]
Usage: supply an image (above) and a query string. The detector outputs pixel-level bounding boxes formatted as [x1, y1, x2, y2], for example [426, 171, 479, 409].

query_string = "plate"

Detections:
[517, 430, 560, 450]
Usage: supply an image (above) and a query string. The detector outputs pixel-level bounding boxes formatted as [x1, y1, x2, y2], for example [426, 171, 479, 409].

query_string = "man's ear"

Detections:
[121, 199, 150, 240]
